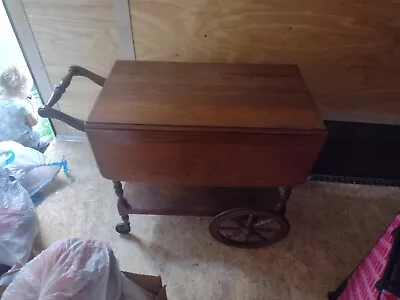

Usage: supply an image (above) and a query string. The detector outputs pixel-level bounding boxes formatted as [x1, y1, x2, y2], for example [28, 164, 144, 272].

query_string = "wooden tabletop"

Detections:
[87, 61, 324, 133]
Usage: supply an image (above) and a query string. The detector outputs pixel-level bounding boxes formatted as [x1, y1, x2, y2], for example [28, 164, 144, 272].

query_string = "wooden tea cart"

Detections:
[39, 61, 325, 248]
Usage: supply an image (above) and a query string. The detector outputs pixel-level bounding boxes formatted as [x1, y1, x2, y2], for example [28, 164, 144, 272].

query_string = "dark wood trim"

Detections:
[85, 122, 326, 136]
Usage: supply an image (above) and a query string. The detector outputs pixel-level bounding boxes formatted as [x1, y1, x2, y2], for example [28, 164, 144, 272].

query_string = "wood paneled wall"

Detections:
[129, 0, 400, 125]
[22, 0, 119, 136]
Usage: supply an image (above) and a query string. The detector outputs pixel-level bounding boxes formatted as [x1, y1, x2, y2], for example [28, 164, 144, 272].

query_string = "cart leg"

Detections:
[113, 181, 131, 234]
[276, 187, 292, 216]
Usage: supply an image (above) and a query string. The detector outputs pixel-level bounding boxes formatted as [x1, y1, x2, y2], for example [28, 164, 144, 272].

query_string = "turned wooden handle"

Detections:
[38, 65, 106, 132]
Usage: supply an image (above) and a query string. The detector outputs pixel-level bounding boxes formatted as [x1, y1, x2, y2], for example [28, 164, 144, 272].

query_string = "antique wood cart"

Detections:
[39, 61, 326, 248]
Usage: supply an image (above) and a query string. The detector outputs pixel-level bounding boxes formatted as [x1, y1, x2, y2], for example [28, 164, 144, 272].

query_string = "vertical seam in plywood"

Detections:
[114, 0, 136, 60]
[129, 0, 137, 60]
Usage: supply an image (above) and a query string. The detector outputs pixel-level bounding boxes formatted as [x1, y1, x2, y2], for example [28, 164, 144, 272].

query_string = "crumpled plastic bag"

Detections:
[0, 141, 67, 197]
[0, 164, 38, 285]
[2, 238, 154, 300]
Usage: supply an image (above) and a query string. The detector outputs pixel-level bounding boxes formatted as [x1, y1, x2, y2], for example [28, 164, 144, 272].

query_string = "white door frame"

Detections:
[2, 0, 68, 135]
[3, 0, 135, 139]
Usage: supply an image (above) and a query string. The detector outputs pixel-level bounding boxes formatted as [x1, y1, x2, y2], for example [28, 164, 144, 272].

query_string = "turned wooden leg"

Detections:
[113, 181, 131, 234]
[276, 187, 292, 216]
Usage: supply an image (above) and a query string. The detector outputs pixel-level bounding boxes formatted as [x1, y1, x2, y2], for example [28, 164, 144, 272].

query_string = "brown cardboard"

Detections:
[122, 271, 168, 300]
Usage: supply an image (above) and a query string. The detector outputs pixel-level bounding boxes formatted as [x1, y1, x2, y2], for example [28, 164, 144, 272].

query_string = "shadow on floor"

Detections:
[116, 182, 399, 299]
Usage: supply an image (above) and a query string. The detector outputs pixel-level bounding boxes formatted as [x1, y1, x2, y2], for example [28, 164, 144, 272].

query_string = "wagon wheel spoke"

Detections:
[250, 229, 270, 242]
[253, 219, 274, 227]
[254, 227, 281, 234]
[246, 215, 255, 229]
[245, 215, 256, 244]
[245, 233, 250, 244]
[218, 223, 244, 240]
[218, 226, 242, 231]
[232, 218, 247, 229]
[219, 226, 242, 236]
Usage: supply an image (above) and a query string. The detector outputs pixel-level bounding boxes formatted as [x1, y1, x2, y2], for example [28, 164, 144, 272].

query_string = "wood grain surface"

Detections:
[87, 129, 324, 187]
[87, 61, 325, 132]
[21, 0, 119, 136]
[129, 0, 400, 125]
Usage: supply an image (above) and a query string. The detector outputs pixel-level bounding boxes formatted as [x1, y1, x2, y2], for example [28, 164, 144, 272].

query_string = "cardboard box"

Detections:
[123, 271, 167, 300]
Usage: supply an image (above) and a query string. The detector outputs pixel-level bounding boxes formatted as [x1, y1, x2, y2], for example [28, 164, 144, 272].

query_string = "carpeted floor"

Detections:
[37, 141, 400, 300]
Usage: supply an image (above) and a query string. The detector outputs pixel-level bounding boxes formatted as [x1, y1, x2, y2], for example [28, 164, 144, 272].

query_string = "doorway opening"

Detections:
[0, 1, 55, 150]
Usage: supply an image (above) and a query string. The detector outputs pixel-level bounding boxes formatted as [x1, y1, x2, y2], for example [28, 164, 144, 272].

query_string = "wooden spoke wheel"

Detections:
[209, 209, 290, 248]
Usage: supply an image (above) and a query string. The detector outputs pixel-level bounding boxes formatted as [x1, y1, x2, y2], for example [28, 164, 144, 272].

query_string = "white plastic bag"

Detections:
[3, 239, 122, 300]
[0, 141, 67, 196]
[0, 162, 38, 283]
[2, 238, 155, 300]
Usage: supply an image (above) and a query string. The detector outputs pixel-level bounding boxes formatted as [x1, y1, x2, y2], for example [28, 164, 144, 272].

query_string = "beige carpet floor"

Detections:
[36, 141, 400, 300]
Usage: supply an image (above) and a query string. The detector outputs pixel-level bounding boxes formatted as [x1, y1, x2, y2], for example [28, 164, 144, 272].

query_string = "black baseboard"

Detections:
[311, 121, 400, 186]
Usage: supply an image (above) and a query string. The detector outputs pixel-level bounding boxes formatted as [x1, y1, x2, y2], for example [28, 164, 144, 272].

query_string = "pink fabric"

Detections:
[339, 214, 400, 300]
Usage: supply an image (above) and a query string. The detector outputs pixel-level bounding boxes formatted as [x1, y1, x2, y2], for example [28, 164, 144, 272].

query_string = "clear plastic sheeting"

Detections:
[0, 141, 67, 196]
[0, 165, 38, 282]
[2, 238, 155, 300]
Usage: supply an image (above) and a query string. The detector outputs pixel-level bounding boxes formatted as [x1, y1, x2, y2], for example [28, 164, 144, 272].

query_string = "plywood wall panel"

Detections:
[22, 0, 119, 136]
[129, 0, 400, 125]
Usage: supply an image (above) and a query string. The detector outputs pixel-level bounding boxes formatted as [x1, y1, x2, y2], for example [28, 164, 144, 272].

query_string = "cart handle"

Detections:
[38, 65, 106, 132]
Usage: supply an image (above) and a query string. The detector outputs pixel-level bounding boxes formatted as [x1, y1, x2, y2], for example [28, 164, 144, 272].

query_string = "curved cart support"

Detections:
[38, 65, 105, 132]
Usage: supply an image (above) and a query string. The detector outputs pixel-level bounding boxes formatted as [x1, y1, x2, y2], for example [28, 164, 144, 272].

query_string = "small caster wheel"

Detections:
[209, 208, 290, 248]
[115, 223, 131, 234]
